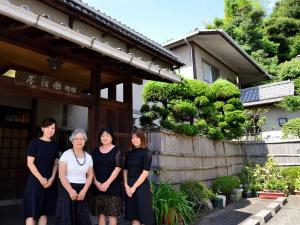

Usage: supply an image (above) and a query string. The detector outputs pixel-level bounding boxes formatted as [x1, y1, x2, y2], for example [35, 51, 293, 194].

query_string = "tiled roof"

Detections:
[240, 80, 294, 106]
[59, 0, 183, 65]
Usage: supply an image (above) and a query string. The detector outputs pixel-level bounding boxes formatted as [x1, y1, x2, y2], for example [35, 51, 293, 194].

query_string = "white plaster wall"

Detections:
[264, 106, 300, 132]
[172, 46, 193, 79]
[10, 0, 69, 26]
[194, 45, 237, 83]
[250, 105, 300, 141]
[66, 105, 88, 131]
[73, 20, 103, 41]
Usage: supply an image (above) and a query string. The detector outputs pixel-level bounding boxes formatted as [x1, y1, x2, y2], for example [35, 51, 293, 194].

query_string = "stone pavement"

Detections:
[267, 195, 300, 225]
[195, 196, 299, 225]
[1, 196, 299, 225]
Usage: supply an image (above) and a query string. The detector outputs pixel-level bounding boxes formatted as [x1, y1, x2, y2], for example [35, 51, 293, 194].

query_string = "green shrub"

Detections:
[195, 119, 208, 135]
[140, 78, 246, 140]
[253, 157, 288, 192]
[281, 166, 300, 192]
[175, 124, 198, 136]
[278, 58, 300, 81]
[211, 176, 241, 197]
[152, 182, 195, 225]
[194, 96, 210, 107]
[180, 180, 215, 212]
[207, 127, 224, 140]
[226, 98, 244, 110]
[282, 118, 300, 138]
[279, 96, 300, 112]
[294, 177, 300, 191]
[210, 79, 241, 101]
[142, 81, 172, 105]
[168, 100, 198, 122]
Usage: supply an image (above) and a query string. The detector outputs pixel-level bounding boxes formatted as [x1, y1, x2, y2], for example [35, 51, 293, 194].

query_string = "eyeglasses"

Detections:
[73, 138, 85, 141]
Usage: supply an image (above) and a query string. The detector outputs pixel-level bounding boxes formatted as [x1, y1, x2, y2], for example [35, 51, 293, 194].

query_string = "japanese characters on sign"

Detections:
[15, 71, 79, 94]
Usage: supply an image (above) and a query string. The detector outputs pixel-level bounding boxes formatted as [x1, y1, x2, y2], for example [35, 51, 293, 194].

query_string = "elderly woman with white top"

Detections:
[56, 128, 93, 225]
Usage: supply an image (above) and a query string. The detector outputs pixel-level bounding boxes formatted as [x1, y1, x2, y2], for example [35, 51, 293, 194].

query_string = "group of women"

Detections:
[23, 117, 155, 225]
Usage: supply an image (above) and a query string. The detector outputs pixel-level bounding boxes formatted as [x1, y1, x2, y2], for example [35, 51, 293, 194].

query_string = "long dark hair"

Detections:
[131, 128, 147, 149]
[98, 127, 115, 145]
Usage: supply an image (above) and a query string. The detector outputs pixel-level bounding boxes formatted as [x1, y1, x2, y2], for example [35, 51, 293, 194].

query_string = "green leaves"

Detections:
[282, 118, 300, 138]
[140, 79, 246, 139]
[152, 182, 195, 225]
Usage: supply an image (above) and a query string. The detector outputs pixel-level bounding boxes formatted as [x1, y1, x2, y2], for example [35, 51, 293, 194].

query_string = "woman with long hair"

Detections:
[124, 129, 155, 225]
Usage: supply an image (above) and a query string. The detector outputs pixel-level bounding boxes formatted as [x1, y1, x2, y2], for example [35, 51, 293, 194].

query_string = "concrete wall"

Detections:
[146, 129, 300, 184]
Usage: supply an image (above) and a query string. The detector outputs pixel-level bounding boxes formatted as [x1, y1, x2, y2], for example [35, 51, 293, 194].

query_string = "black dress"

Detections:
[124, 148, 155, 225]
[92, 146, 123, 216]
[23, 139, 59, 219]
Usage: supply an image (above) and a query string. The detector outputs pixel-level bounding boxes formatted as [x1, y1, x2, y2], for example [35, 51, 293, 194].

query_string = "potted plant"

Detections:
[152, 182, 195, 225]
[180, 180, 215, 213]
[239, 165, 255, 198]
[253, 157, 289, 199]
[211, 176, 241, 203]
[294, 177, 300, 195]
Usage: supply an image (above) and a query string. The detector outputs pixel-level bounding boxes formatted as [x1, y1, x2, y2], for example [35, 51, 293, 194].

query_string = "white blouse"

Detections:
[59, 149, 93, 184]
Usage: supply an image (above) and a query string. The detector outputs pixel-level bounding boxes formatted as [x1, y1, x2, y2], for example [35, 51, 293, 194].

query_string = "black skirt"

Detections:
[56, 183, 91, 225]
[125, 178, 156, 225]
[23, 175, 57, 219]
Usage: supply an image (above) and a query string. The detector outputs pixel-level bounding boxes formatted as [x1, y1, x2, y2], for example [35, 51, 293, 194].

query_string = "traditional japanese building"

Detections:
[0, 0, 182, 203]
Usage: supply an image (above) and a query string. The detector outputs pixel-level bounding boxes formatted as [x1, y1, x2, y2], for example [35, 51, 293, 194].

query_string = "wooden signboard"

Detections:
[15, 71, 79, 95]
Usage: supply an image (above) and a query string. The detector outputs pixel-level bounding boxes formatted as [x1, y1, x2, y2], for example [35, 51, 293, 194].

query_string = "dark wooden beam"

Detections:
[0, 76, 92, 107]
[108, 85, 116, 100]
[123, 76, 133, 131]
[88, 69, 101, 148]
[28, 98, 38, 141]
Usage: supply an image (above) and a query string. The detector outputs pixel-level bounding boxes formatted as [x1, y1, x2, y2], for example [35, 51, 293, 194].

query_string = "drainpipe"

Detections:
[184, 38, 196, 79]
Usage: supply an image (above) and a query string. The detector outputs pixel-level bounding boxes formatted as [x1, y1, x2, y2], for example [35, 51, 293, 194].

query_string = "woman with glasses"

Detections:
[56, 128, 93, 225]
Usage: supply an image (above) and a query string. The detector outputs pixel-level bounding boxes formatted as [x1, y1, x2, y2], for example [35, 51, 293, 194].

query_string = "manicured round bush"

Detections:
[210, 79, 241, 101]
[226, 98, 244, 110]
[184, 79, 210, 100]
[211, 176, 241, 196]
[195, 96, 210, 107]
[168, 100, 198, 121]
[142, 81, 172, 104]
[175, 124, 198, 136]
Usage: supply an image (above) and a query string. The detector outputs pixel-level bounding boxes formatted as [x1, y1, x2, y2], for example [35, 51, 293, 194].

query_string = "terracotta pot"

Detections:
[258, 191, 288, 199]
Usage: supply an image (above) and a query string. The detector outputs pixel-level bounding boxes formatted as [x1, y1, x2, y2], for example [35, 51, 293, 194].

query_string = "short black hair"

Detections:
[41, 117, 56, 128]
[98, 127, 115, 145]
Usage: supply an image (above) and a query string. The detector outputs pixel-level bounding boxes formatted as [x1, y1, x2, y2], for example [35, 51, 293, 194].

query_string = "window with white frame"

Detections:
[202, 61, 220, 83]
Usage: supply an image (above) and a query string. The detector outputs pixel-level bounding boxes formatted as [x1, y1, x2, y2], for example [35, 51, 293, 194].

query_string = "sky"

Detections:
[84, 0, 277, 45]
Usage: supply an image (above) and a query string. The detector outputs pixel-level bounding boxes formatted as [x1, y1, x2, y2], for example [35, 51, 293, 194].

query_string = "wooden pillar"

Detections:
[28, 98, 38, 141]
[88, 69, 101, 148]
[108, 85, 116, 100]
[123, 75, 133, 132]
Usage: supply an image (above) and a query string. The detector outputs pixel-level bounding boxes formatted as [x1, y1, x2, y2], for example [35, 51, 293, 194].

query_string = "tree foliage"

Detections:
[282, 118, 300, 138]
[140, 79, 247, 139]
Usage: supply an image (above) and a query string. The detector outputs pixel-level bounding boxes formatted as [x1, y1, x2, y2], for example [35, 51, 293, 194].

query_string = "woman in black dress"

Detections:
[124, 129, 155, 225]
[23, 117, 59, 225]
[92, 128, 122, 225]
